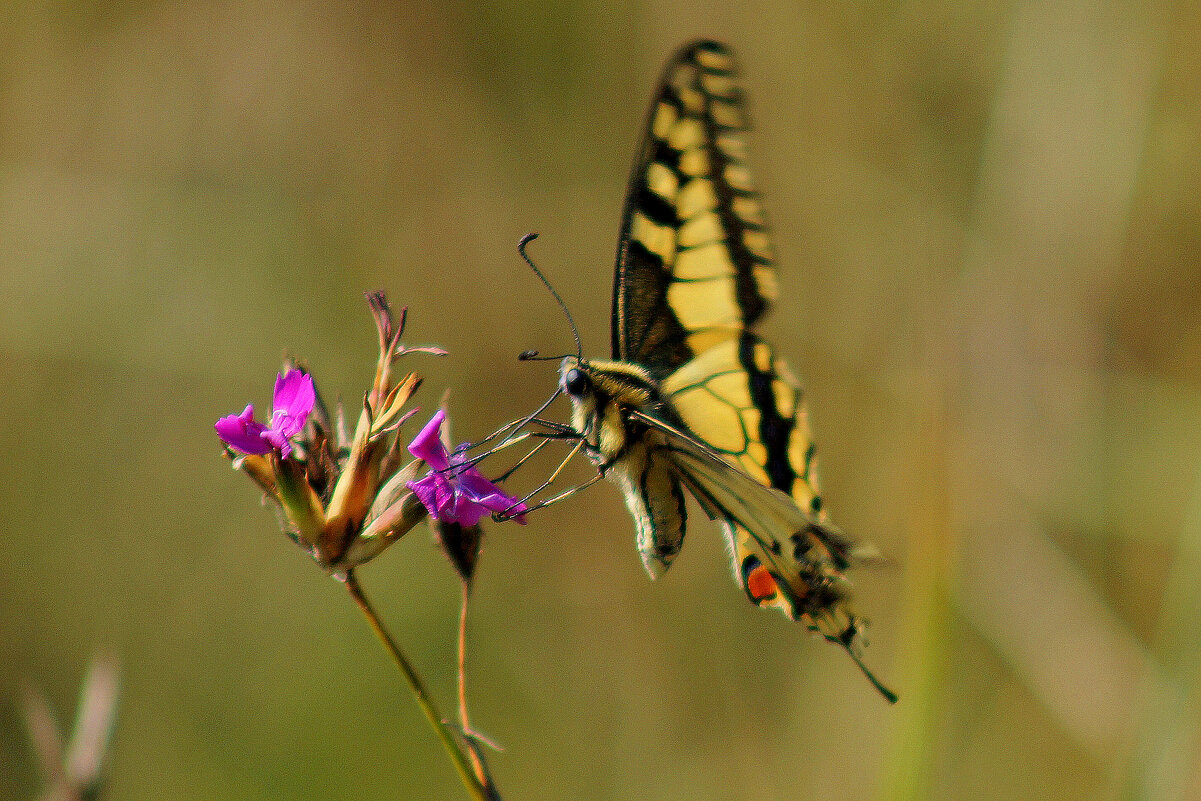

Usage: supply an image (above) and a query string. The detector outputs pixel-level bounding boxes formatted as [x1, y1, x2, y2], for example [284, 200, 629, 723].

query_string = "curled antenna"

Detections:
[519, 233, 583, 361]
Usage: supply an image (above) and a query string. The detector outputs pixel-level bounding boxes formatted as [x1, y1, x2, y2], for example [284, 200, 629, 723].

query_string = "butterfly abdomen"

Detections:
[605, 437, 689, 576]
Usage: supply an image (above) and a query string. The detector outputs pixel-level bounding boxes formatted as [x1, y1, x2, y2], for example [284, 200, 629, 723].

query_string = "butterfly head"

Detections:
[559, 356, 665, 460]
[558, 356, 599, 445]
[559, 357, 589, 398]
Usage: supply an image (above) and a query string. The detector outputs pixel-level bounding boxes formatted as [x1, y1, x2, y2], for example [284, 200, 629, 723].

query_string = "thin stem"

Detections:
[457, 581, 486, 784]
[343, 570, 491, 801]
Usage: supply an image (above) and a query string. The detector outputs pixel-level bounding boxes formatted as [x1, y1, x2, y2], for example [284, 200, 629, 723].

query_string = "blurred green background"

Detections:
[2, 1, 1200, 800]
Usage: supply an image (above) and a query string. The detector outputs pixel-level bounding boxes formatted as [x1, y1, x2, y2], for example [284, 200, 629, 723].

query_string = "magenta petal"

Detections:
[454, 468, 504, 500]
[406, 415, 527, 525]
[451, 460, 528, 524]
[273, 370, 315, 416]
[215, 404, 273, 455]
[271, 370, 315, 438]
[451, 454, 527, 522]
[270, 413, 303, 442]
[482, 493, 528, 524]
[480, 491, 528, 521]
[406, 475, 444, 517]
[263, 429, 294, 459]
[448, 494, 488, 527]
[407, 410, 450, 470]
[217, 372, 312, 459]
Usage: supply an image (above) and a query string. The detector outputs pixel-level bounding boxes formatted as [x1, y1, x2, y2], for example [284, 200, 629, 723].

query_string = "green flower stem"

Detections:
[343, 570, 492, 801]
[457, 580, 487, 784]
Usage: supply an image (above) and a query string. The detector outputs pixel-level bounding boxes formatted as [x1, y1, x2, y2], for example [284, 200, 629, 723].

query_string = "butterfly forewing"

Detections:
[613, 40, 778, 379]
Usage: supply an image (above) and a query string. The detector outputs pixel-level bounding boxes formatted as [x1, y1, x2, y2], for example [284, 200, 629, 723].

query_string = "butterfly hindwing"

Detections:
[659, 332, 820, 509]
[627, 407, 897, 701]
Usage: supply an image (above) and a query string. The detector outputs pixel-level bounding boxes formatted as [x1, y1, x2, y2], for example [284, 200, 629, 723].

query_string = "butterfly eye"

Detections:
[563, 368, 589, 397]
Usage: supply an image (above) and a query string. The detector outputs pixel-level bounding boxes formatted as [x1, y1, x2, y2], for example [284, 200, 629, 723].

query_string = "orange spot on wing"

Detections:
[746, 565, 778, 602]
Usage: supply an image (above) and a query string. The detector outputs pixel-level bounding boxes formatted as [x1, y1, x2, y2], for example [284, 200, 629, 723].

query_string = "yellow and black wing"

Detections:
[611, 40, 816, 510]
[612, 41, 882, 677]
[613, 40, 777, 376]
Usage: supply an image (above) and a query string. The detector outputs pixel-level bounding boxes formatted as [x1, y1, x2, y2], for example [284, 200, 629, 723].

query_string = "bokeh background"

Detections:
[2, 2, 1199, 800]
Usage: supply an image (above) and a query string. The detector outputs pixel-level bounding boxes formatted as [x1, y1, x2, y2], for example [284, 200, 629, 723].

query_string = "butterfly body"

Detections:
[552, 40, 894, 700]
[560, 356, 858, 633]
[560, 356, 690, 576]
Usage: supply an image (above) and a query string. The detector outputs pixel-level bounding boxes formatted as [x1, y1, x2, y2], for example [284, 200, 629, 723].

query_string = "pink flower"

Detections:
[406, 410, 527, 527]
[215, 370, 315, 459]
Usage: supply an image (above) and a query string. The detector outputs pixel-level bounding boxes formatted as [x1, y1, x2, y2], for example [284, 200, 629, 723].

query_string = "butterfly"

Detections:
[519, 40, 894, 701]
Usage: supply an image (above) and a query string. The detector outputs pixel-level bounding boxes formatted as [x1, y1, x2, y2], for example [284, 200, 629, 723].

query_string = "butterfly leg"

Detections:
[490, 436, 552, 482]
[499, 472, 606, 518]
[461, 386, 567, 460]
[496, 438, 588, 517]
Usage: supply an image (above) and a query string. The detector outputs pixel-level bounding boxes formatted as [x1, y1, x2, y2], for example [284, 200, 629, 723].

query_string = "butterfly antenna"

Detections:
[519, 233, 583, 361]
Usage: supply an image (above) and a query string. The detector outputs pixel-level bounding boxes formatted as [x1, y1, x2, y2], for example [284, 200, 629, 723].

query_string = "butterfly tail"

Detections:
[727, 522, 897, 703]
